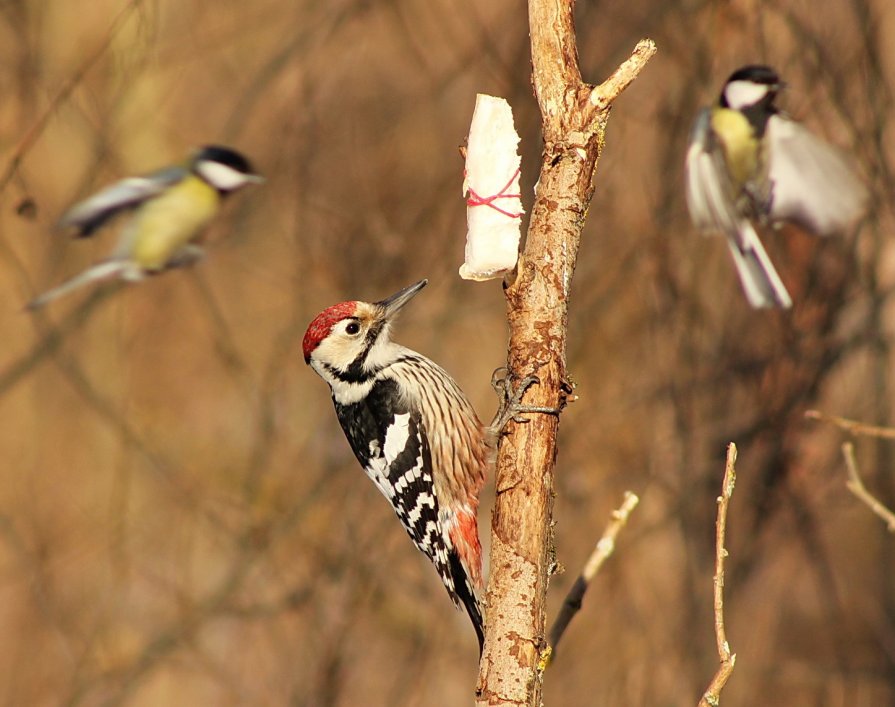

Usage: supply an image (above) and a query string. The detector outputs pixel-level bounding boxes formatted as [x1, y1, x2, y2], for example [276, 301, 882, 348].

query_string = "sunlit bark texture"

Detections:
[475, 1, 655, 702]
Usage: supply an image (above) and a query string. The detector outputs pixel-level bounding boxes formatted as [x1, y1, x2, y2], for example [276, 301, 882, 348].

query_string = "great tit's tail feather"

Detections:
[26, 261, 135, 310]
[725, 221, 792, 309]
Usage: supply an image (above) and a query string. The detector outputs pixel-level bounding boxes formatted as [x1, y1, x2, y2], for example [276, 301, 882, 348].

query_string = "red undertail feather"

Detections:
[450, 508, 482, 588]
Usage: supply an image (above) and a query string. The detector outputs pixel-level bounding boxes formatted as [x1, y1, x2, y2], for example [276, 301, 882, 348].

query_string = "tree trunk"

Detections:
[475, 2, 655, 703]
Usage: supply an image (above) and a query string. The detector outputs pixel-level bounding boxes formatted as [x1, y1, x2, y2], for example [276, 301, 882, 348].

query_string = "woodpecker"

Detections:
[302, 279, 488, 650]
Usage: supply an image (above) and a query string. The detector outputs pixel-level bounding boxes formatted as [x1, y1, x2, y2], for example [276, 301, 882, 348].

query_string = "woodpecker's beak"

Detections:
[378, 279, 428, 319]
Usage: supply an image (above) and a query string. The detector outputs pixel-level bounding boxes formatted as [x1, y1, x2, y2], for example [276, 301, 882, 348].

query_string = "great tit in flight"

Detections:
[27, 145, 263, 310]
[685, 65, 867, 308]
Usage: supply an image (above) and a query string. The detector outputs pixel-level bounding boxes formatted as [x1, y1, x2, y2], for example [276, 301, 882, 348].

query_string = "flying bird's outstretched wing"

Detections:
[766, 117, 867, 236]
[59, 166, 187, 237]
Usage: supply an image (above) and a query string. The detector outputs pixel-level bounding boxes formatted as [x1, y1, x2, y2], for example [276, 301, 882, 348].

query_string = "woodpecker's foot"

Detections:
[489, 368, 563, 436]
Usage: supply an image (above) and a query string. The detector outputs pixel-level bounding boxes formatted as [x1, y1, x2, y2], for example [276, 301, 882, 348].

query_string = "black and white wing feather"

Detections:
[685, 108, 792, 308]
[60, 166, 187, 237]
[334, 378, 454, 597]
[766, 116, 867, 235]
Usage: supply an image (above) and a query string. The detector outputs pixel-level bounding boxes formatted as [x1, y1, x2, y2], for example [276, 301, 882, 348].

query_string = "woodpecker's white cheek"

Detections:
[315, 335, 364, 371]
[723, 80, 770, 110]
[195, 160, 256, 190]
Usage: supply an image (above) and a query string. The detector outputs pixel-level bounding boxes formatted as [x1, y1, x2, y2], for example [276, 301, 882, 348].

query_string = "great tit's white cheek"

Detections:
[196, 160, 255, 190]
[723, 80, 770, 110]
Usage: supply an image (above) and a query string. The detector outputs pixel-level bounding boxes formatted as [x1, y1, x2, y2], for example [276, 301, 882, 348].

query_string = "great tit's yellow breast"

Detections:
[132, 175, 220, 270]
[710, 107, 762, 189]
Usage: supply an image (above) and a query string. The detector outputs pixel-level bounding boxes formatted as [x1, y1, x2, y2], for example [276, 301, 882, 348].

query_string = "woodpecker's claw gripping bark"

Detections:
[489, 367, 563, 435]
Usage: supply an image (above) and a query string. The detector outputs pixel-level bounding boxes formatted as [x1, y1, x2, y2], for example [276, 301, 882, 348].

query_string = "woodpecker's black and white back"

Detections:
[685, 65, 867, 308]
[302, 279, 487, 651]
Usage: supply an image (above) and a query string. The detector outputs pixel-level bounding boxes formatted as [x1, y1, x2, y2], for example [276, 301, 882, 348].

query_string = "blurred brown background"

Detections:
[0, 0, 893, 704]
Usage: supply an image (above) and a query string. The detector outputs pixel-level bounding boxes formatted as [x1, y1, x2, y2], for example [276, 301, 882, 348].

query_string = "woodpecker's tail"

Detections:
[26, 260, 136, 310]
[725, 220, 792, 309]
[448, 549, 485, 654]
[443, 506, 484, 652]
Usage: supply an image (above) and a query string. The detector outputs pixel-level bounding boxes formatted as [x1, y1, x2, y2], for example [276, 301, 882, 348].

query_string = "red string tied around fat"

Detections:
[465, 168, 523, 219]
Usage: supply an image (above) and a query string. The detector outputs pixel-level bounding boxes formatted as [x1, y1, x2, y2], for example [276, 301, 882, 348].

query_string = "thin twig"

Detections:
[698, 443, 737, 707]
[0, 0, 146, 195]
[806, 411, 895, 530]
[0, 284, 123, 398]
[841, 442, 895, 532]
[547, 491, 639, 658]
[805, 410, 895, 440]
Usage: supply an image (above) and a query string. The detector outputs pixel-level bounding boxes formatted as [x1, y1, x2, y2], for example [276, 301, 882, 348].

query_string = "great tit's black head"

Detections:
[192, 145, 264, 192]
[719, 65, 782, 111]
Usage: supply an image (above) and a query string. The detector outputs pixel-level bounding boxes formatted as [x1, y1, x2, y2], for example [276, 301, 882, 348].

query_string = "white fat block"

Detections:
[460, 94, 523, 281]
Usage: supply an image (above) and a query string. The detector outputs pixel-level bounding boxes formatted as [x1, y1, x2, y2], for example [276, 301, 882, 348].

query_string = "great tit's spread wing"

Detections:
[685, 108, 743, 237]
[59, 166, 188, 237]
[766, 117, 867, 236]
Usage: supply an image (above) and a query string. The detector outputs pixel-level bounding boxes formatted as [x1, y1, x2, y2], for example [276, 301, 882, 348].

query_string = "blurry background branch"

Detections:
[806, 410, 895, 440]
[1, 0, 894, 705]
[0, 285, 120, 396]
[0, 0, 147, 196]
[842, 442, 895, 532]
[808, 411, 895, 530]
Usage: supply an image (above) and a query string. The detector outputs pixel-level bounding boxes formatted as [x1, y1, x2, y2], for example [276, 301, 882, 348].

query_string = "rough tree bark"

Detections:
[474, 1, 655, 704]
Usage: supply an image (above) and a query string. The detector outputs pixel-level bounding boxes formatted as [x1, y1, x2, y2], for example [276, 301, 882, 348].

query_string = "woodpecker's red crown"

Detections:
[302, 300, 358, 362]
[302, 280, 428, 364]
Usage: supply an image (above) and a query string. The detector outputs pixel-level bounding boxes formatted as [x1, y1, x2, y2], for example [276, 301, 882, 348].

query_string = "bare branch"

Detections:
[807, 412, 895, 530]
[0, 285, 122, 398]
[698, 443, 737, 707]
[589, 39, 657, 110]
[547, 491, 640, 657]
[805, 410, 895, 440]
[842, 442, 895, 532]
[0, 0, 147, 195]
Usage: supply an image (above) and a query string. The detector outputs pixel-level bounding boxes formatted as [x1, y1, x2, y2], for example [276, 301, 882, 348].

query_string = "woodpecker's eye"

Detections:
[345, 321, 361, 335]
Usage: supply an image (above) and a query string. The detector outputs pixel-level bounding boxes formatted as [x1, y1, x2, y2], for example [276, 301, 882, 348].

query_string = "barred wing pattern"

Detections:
[333, 363, 485, 647]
